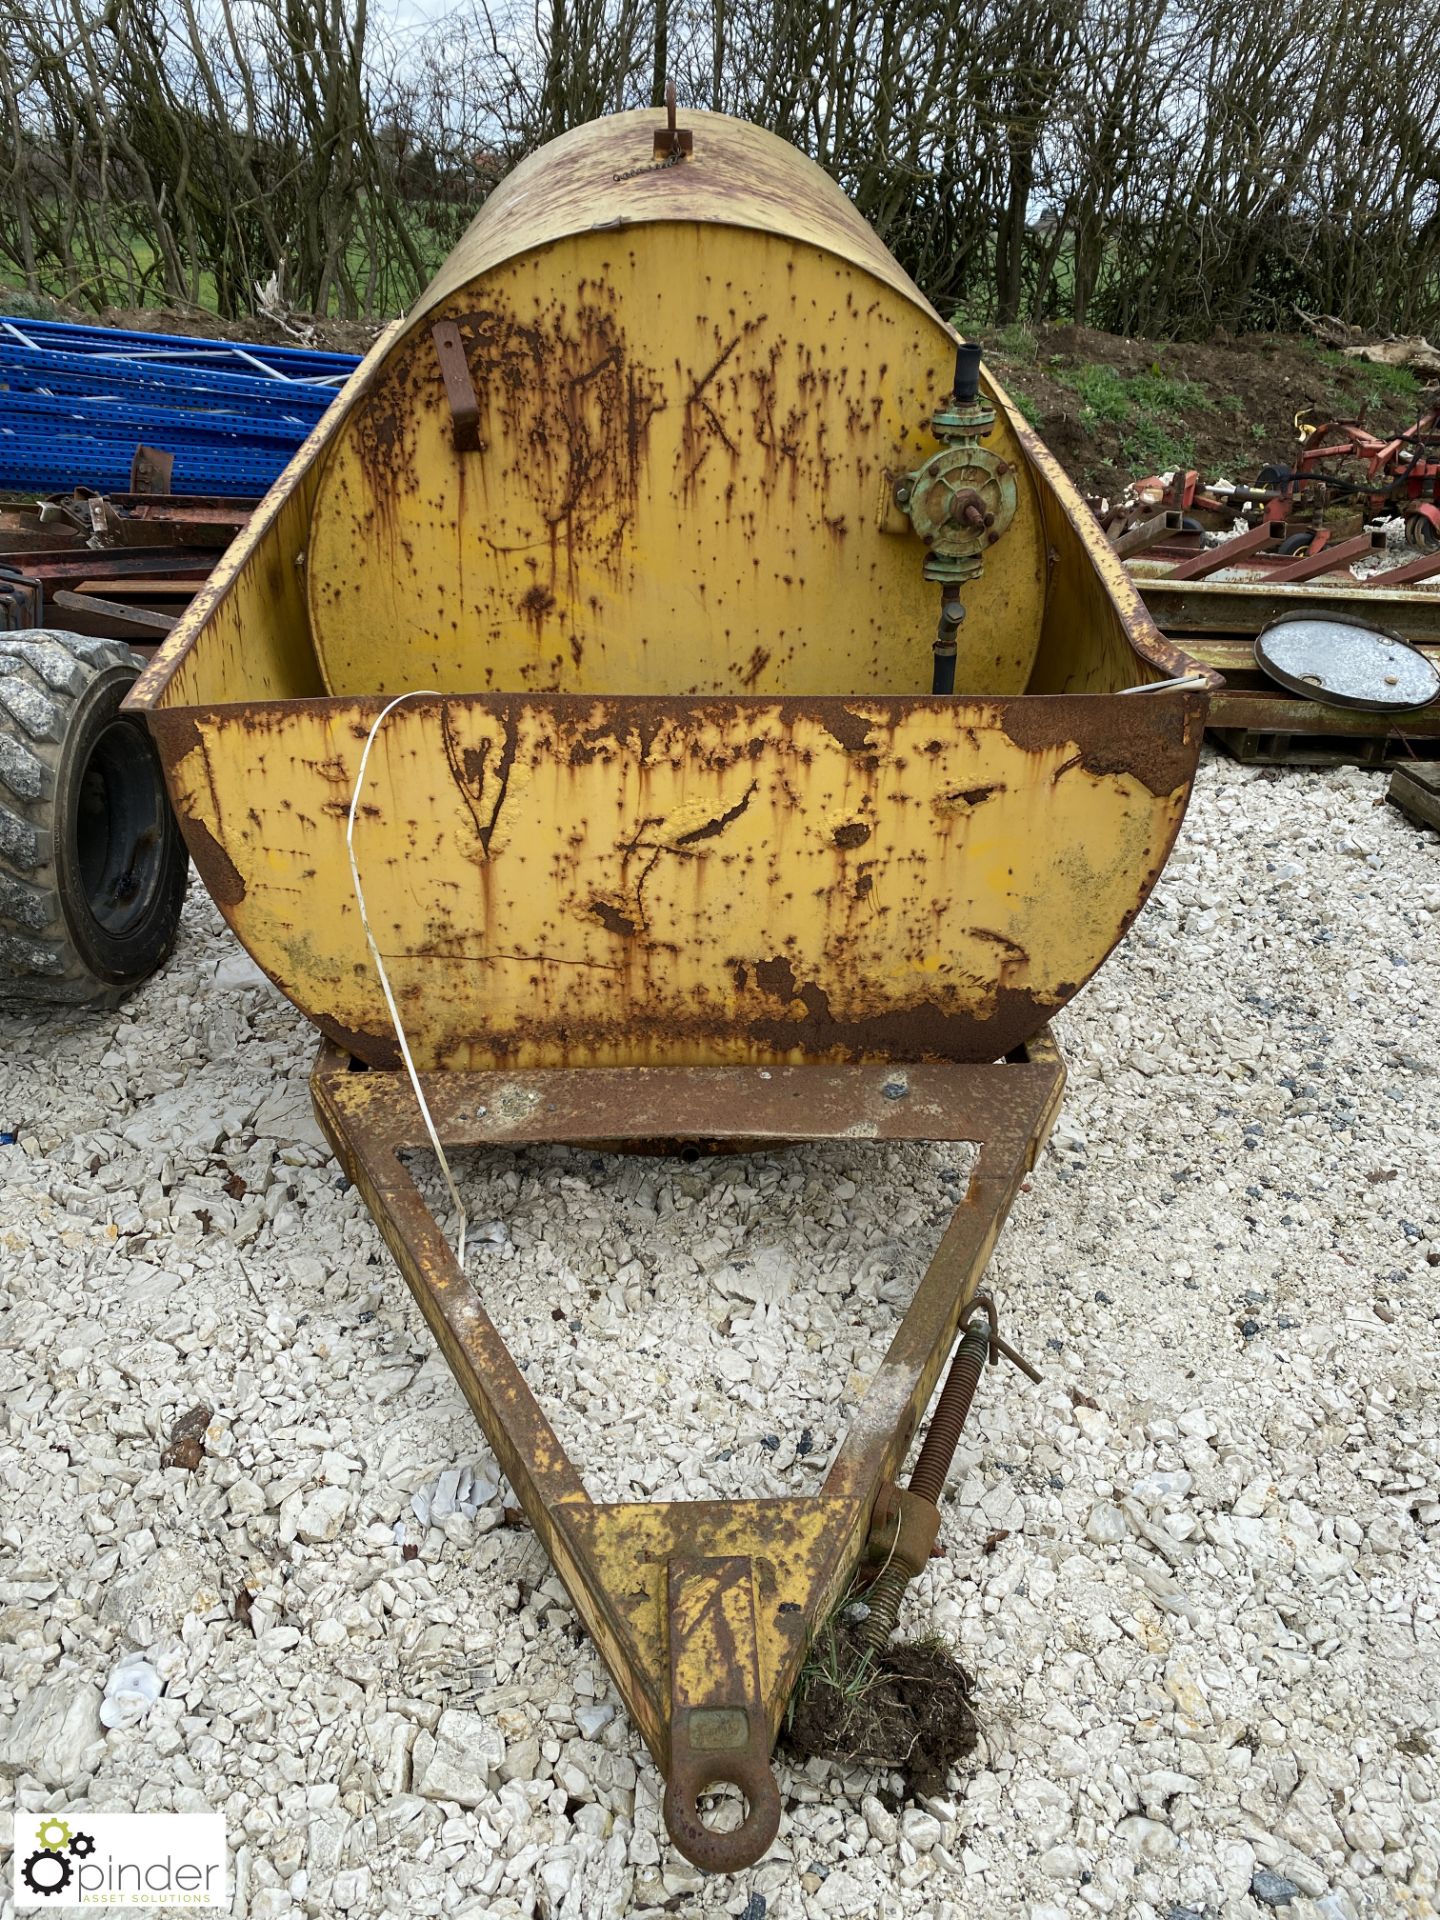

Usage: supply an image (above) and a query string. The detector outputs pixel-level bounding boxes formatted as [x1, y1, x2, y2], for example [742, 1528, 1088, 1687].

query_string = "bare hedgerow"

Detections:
[0, 0, 1435, 335]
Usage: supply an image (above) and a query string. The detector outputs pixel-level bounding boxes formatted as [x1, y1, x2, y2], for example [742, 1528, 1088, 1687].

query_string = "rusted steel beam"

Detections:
[1132, 543, 1385, 573]
[1207, 689, 1440, 737]
[11, 519, 233, 553]
[0, 523, 83, 550]
[1182, 635, 1440, 682]
[0, 547, 214, 583]
[50, 589, 177, 638]
[1267, 529, 1386, 583]
[1136, 577, 1440, 647]
[104, 493, 258, 517]
[1111, 510, 1183, 558]
[310, 1037, 1065, 1872]
[1164, 520, 1289, 581]
[1367, 546, 1440, 587]
[72, 577, 200, 600]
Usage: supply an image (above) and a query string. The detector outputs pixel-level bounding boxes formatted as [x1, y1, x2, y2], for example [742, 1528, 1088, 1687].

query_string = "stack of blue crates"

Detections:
[0, 316, 362, 496]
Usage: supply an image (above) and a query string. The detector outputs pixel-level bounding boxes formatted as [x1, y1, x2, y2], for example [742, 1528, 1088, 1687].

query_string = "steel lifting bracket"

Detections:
[310, 1031, 1066, 1871]
[653, 80, 693, 159]
[431, 320, 484, 453]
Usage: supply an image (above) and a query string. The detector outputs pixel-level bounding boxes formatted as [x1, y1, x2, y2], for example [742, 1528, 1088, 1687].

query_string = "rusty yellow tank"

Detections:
[129, 106, 1210, 1070]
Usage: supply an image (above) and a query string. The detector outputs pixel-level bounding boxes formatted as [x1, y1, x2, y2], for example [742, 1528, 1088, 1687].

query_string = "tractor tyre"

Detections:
[0, 630, 188, 1008]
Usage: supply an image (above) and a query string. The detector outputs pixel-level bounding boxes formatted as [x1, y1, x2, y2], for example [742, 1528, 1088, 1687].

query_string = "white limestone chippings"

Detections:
[0, 753, 1437, 1920]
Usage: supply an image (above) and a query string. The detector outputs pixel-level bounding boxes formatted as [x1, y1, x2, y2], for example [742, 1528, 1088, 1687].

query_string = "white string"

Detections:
[346, 690, 468, 1269]
[1116, 672, 1212, 695]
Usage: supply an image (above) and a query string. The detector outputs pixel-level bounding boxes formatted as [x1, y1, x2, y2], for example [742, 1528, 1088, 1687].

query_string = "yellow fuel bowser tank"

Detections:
[129, 103, 1211, 1872]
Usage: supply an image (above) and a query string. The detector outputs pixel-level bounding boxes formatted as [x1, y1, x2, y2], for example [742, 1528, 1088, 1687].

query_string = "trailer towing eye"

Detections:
[858, 1293, 1042, 1653]
[663, 1554, 783, 1873]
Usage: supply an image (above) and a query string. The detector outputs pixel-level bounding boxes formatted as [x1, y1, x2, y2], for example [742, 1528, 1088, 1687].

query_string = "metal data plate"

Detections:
[1256, 613, 1440, 712]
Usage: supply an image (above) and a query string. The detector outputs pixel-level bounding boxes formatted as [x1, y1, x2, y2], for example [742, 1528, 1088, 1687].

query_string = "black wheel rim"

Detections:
[72, 717, 169, 939]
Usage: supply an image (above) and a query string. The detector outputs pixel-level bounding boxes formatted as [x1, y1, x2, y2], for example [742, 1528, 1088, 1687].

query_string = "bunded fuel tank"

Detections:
[130, 106, 1210, 1070]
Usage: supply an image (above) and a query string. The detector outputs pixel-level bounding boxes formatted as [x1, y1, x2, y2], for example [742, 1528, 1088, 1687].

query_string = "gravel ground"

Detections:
[1, 752, 1438, 1920]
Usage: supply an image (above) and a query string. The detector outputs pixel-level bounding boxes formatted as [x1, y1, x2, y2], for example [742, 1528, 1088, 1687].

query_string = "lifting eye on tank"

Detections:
[893, 342, 1019, 692]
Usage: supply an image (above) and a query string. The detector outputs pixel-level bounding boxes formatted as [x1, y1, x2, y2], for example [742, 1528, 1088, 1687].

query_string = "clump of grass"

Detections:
[782, 1605, 979, 1785]
[1067, 362, 1130, 422]
[1057, 360, 1206, 469]
[786, 1612, 879, 1729]
[900, 1626, 953, 1660]
[1129, 369, 1212, 413]
[1122, 418, 1195, 472]
[1011, 389, 1042, 428]
[994, 322, 1039, 364]
[1356, 363, 1422, 408]
[1318, 346, 1422, 410]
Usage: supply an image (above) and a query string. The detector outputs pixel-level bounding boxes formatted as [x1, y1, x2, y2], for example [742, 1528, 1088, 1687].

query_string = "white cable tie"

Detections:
[346, 690, 469, 1270]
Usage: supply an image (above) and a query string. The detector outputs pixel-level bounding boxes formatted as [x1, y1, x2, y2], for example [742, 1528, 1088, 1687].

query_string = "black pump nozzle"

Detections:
[953, 341, 983, 403]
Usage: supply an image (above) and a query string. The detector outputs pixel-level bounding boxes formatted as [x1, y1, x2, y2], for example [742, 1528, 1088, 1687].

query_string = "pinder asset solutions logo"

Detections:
[13, 1813, 227, 1908]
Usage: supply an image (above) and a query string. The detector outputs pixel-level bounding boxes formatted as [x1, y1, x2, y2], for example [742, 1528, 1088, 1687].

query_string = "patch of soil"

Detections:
[782, 1620, 978, 1797]
[993, 323, 1437, 503]
[98, 305, 382, 356]
[4, 290, 382, 357]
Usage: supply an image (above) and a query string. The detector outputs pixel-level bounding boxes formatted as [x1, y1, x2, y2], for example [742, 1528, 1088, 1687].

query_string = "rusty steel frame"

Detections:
[1264, 528, 1385, 583]
[1288, 404, 1440, 519]
[1366, 545, 1440, 587]
[311, 1031, 1066, 1872]
[1131, 576, 1440, 760]
[1163, 518, 1290, 581]
[1108, 509, 1185, 558]
[1133, 575, 1440, 647]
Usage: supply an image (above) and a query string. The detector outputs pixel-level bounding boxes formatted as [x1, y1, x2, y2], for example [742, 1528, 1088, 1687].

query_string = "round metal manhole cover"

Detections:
[1255, 613, 1440, 712]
